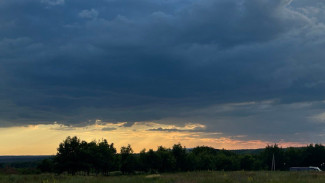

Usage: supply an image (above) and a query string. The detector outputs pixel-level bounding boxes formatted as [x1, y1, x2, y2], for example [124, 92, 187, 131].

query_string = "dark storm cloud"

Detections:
[102, 127, 117, 131]
[1, 0, 325, 142]
[147, 126, 206, 132]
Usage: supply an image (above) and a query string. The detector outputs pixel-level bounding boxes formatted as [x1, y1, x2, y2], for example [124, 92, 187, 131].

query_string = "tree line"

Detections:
[38, 136, 325, 175]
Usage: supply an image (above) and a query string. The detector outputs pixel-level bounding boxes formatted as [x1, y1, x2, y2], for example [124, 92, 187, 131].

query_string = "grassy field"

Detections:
[0, 171, 325, 183]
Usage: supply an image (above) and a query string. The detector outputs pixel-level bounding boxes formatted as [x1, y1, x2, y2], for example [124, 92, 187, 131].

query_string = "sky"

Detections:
[1, 0, 325, 155]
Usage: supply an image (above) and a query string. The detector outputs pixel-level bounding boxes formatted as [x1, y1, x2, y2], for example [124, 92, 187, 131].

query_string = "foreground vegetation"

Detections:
[36, 136, 325, 175]
[1, 171, 325, 183]
[1, 136, 325, 176]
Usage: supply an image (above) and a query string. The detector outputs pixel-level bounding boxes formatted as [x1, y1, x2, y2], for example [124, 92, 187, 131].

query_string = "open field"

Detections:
[1, 171, 325, 183]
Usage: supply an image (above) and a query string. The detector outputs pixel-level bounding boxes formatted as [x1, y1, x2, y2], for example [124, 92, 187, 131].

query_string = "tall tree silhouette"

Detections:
[172, 143, 187, 171]
[120, 144, 136, 174]
[54, 136, 82, 175]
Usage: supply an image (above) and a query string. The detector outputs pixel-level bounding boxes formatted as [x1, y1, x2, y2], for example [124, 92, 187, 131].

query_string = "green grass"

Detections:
[0, 171, 325, 183]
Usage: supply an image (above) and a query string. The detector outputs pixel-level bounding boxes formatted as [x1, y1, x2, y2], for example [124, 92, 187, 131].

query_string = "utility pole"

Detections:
[271, 153, 275, 171]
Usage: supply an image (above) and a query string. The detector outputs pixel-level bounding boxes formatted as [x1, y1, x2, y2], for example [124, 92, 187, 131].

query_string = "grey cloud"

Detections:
[0, 0, 325, 143]
[147, 127, 206, 133]
[41, 0, 65, 6]
[50, 124, 76, 131]
[102, 127, 117, 131]
[79, 9, 98, 19]
[162, 100, 325, 142]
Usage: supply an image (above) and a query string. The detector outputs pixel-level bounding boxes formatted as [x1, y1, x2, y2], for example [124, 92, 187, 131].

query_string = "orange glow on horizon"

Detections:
[0, 122, 310, 155]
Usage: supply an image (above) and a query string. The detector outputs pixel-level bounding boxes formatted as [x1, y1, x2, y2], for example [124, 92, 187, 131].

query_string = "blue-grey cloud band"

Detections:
[0, 0, 325, 142]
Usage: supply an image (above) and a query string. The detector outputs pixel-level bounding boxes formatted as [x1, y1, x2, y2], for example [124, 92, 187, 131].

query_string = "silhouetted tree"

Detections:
[53, 136, 117, 175]
[172, 143, 187, 171]
[156, 146, 176, 172]
[38, 158, 54, 173]
[54, 136, 84, 175]
[120, 144, 136, 174]
[144, 149, 160, 173]
[301, 144, 325, 168]
[47, 136, 325, 174]
[97, 139, 117, 175]
[260, 144, 285, 170]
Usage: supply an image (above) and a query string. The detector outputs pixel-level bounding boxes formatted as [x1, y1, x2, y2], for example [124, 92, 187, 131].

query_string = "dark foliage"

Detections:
[120, 144, 136, 174]
[36, 136, 325, 175]
[53, 136, 117, 175]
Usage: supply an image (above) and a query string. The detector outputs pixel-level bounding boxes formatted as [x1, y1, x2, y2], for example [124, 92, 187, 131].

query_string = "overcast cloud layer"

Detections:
[1, 0, 325, 143]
